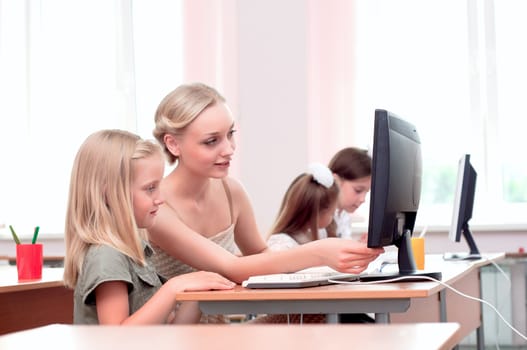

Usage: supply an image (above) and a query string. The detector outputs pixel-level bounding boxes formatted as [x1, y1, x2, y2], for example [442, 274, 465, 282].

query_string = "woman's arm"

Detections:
[149, 207, 383, 284]
[226, 177, 268, 255]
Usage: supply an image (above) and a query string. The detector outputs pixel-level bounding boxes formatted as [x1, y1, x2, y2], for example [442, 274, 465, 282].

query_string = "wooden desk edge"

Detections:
[0, 280, 67, 293]
[175, 253, 505, 302]
[0, 322, 463, 350]
[0, 266, 67, 293]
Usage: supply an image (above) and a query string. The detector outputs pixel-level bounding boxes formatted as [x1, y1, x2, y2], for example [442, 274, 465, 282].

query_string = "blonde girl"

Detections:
[63, 129, 234, 325]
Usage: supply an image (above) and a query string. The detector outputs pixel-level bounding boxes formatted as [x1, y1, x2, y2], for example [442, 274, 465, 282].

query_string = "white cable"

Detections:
[443, 257, 512, 350]
[486, 259, 511, 286]
[329, 275, 527, 342]
[485, 258, 510, 350]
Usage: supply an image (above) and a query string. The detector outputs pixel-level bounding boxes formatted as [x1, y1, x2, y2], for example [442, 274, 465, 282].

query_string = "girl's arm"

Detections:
[149, 206, 383, 284]
[95, 272, 235, 325]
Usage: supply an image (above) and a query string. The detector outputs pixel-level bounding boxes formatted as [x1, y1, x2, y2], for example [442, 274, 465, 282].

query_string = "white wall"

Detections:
[235, 0, 359, 234]
[237, 0, 309, 234]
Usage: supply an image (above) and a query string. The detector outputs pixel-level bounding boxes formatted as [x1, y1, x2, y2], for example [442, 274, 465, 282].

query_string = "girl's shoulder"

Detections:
[267, 233, 299, 251]
[80, 245, 133, 289]
[85, 244, 128, 264]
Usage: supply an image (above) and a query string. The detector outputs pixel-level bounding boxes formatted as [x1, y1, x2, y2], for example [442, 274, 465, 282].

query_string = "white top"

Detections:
[334, 209, 353, 239]
[317, 210, 353, 240]
[266, 233, 300, 251]
[266, 229, 329, 251]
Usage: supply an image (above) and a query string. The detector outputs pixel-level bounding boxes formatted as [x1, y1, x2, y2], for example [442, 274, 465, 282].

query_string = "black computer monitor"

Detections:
[444, 154, 481, 260]
[362, 109, 441, 282]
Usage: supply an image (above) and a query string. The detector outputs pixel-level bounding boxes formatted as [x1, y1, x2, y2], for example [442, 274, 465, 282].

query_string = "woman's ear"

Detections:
[164, 134, 180, 158]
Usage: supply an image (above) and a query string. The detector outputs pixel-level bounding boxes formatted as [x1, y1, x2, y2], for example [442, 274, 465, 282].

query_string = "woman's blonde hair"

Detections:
[63, 129, 162, 288]
[153, 82, 225, 165]
[268, 173, 339, 242]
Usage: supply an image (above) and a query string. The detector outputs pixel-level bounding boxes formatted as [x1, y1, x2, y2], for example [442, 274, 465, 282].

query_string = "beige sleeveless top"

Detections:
[150, 180, 236, 323]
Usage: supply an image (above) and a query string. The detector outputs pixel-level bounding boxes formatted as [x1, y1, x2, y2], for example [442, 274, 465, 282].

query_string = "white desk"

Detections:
[175, 253, 504, 350]
[0, 323, 462, 350]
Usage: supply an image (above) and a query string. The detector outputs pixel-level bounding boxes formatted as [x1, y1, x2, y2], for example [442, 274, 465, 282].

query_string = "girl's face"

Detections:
[131, 153, 165, 228]
[336, 175, 371, 213]
[318, 200, 338, 229]
[173, 102, 236, 178]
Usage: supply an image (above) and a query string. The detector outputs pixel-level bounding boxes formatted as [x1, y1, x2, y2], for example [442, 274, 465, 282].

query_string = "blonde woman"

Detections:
[147, 83, 384, 322]
[63, 129, 234, 325]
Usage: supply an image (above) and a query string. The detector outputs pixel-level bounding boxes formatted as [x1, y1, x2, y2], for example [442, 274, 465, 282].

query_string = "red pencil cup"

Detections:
[16, 243, 43, 281]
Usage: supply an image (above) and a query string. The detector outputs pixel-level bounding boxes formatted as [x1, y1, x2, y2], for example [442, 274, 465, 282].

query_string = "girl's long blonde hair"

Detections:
[63, 129, 162, 288]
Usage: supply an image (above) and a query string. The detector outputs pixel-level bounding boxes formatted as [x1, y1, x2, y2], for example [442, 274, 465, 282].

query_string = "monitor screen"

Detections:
[363, 109, 441, 282]
[445, 154, 481, 260]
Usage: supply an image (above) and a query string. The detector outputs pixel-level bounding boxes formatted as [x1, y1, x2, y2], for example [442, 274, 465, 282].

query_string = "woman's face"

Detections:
[173, 102, 236, 178]
[336, 175, 371, 213]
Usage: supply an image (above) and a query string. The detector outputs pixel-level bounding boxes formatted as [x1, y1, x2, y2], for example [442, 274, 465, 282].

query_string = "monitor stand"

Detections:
[360, 230, 442, 282]
[443, 252, 481, 261]
[443, 224, 482, 261]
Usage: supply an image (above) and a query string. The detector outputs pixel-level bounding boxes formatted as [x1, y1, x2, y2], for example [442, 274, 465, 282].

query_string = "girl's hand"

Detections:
[317, 238, 384, 274]
[168, 271, 236, 292]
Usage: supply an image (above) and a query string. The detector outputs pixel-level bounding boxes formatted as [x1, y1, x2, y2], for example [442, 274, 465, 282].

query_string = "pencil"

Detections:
[9, 225, 21, 244]
[32, 226, 40, 244]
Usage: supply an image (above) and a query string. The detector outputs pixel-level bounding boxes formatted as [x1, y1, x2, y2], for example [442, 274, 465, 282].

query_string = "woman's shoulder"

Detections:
[221, 176, 245, 191]
[220, 176, 250, 201]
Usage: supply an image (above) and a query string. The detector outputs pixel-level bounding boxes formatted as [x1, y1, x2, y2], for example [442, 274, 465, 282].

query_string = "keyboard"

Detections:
[443, 252, 482, 261]
[242, 270, 359, 289]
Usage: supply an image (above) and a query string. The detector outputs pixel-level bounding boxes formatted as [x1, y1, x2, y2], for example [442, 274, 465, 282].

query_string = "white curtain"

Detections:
[0, 0, 183, 236]
[1, 0, 526, 239]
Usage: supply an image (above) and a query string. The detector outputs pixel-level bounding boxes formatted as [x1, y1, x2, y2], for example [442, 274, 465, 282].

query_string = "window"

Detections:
[350, 0, 527, 228]
[0, 1, 182, 238]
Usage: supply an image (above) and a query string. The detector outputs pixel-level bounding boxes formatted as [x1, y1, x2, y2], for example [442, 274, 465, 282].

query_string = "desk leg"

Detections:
[476, 269, 485, 350]
[326, 314, 338, 324]
[439, 273, 485, 350]
[439, 289, 447, 322]
[475, 327, 484, 350]
[374, 313, 390, 324]
[440, 289, 460, 350]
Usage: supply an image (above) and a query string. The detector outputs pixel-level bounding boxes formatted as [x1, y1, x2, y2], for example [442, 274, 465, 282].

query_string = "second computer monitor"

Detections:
[445, 154, 481, 260]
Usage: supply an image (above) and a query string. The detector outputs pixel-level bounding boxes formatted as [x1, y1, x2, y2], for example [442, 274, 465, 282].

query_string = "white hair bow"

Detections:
[307, 163, 334, 189]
